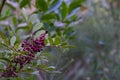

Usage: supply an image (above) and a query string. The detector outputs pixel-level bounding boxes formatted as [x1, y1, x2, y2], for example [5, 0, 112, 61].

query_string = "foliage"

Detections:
[0, 0, 85, 79]
[2, 0, 120, 80]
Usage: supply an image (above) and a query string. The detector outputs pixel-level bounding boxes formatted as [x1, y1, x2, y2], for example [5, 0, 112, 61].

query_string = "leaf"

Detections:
[0, 62, 4, 69]
[20, 0, 30, 8]
[43, 22, 56, 32]
[32, 23, 43, 33]
[35, 0, 48, 12]
[46, 66, 56, 71]
[66, 8, 79, 20]
[46, 0, 62, 14]
[5, 9, 11, 17]
[0, 31, 8, 44]
[15, 26, 29, 33]
[10, 36, 16, 47]
[0, 57, 10, 63]
[21, 8, 29, 21]
[0, 9, 11, 20]
[44, 39, 48, 45]
[41, 13, 58, 21]
[55, 37, 61, 45]
[60, 2, 68, 20]
[6, 1, 18, 9]
[38, 64, 47, 69]
[14, 43, 19, 50]
[43, 22, 50, 30]
[69, 0, 84, 13]
[28, 14, 39, 24]
[12, 16, 17, 25]
[48, 37, 54, 45]
[22, 67, 34, 72]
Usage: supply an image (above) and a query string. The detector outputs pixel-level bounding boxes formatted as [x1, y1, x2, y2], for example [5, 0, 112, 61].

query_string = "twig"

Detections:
[0, 0, 6, 16]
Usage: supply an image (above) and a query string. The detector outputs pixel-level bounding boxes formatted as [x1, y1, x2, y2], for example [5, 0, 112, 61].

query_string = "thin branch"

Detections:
[0, 0, 6, 15]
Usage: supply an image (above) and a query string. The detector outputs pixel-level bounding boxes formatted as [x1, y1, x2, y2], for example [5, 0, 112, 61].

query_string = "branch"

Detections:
[0, 0, 6, 16]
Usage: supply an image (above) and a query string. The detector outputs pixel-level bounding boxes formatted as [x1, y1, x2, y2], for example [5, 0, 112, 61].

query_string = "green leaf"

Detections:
[12, 16, 17, 25]
[21, 8, 29, 20]
[0, 9, 11, 20]
[5, 9, 11, 17]
[41, 13, 58, 21]
[6, 1, 18, 9]
[22, 67, 34, 72]
[69, 0, 84, 13]
[48, 37, 54, 45]
[0, 57, 10, 63]
[14, 43, 19, 50]
[38, 64, 47, 69]
[15, 26, 29, 33]
[60, 2, 68, 20]
[35, 0, 48, 12]
[46, 0, 62, 14]
[0, 31, 8, 44]
[10, 36, 16, 47]
[20, 0, 30, 8]
[55, 37, 61, 45]
[32, 23, 43, 33]
[46, 66, 56, 71]
[44, 39, 48, 45]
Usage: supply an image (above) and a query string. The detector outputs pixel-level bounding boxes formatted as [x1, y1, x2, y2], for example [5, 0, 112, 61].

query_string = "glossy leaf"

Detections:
[20, 0, 30, 8]
[46, 0, 62, 14]
[32, 23, 43, 33]
[35, 0, 48, 12]
[69, 0, 84, 13]
[60, 2, 68, 20]
[46, 66, 56, 71]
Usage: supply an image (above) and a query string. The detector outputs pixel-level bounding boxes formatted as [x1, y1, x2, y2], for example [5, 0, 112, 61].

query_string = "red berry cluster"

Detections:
[1, 31, 48, 78]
